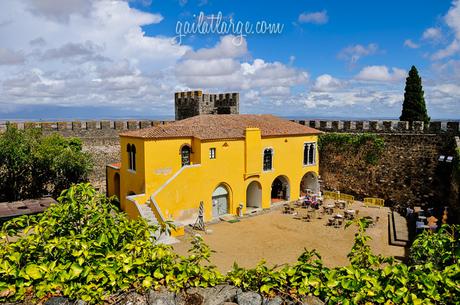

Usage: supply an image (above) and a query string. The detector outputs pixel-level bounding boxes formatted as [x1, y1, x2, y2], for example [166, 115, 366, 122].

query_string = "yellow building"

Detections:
[106, 114, 321, 235]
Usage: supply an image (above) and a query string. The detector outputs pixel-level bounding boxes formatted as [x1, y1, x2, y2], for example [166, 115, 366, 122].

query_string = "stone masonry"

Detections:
[174, 90, 239, 120]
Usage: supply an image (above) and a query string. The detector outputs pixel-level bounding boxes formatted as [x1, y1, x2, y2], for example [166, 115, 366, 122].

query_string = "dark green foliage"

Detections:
[400, 66, 430, 124]
[1, 184, 459, 304]
[318, 133, 385, 165]
[0, 184, 223, 303]
[0, 125, 92, 201]
[409, 224, 459, 269]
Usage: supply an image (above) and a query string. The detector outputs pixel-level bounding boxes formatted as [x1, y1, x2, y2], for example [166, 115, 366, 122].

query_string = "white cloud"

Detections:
[338, 43, 379, 65]
[422, 27, 443, 42]
[298, 10, 328, 25]
[312, 74, 344, 92]
[355, 66, 406, 82]
[0, 0, 190, 113]
[0, 48, 26, 65]
[446, 0, 460, 39]
[403, 39, 420, 49]
[24, 0, 93, 23]
[431, 39, 460, 60]
[183, 35, 248, 60]
[430, 0, 460, 60]
[176, 36, 308, 93]
[39, 41, 109, 62]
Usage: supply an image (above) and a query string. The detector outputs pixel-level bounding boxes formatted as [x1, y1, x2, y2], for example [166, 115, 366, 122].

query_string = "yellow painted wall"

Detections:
[244, 128, 262, 177]
[119, 137, 146, 211]
[114, 131, 319, 225]
[106, 166, 120, 199]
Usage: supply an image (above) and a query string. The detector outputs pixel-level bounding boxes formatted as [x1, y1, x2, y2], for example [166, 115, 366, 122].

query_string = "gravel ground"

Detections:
[173, 200, 406, 273]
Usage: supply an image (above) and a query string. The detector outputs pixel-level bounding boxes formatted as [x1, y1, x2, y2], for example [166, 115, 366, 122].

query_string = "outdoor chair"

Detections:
[283, 204, 294, 214]
[334, 218, 343, 228]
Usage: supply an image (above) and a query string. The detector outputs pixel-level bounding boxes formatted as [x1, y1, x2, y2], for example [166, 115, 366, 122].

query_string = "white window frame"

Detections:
[209, 147, 216, 159]
[303, 142, 316, 166]
[262, 147, 274, 172]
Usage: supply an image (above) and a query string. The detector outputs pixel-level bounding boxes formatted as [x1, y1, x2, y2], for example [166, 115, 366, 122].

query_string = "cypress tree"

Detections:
[400, 66, 430, 124]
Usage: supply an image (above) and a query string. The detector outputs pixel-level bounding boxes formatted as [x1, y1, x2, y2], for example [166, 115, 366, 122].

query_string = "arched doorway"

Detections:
[300, 172, 319, 195]
[114, 173, 120, 201]
[212, 184, 230, 218]
[246, 181, 262, 210]
[271, 176, 290, 203]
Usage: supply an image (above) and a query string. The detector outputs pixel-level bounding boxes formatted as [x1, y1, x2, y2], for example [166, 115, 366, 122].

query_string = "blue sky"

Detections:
[0, 0, 459, 120]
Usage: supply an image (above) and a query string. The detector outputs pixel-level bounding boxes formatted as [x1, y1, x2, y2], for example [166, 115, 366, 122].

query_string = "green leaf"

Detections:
[70, 263, 84, 278]
[142, 276, 153, 288]
[153, 269, 163, 279]
[25, 264, 42, 280]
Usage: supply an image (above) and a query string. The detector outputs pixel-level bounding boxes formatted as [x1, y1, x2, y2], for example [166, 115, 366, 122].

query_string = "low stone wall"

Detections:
[2, 285, 324, 305]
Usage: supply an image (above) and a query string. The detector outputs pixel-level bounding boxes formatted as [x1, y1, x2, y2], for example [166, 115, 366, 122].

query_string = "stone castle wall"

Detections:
[319, 134, 455, 210]
[174, 90, 239, 120]
[290, 119, 460, 134]
[1, 119, 458, 219]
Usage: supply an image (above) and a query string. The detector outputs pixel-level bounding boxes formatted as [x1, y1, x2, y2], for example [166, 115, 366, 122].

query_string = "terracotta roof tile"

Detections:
[120, 114, 320, 140]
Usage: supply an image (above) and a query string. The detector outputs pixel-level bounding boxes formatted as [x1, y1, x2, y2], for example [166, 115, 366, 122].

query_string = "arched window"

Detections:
[303, 143, 316, 165]
[181, 145, 191, 166]
[263, 148, 273, 171]
[127, 143, 136, 171]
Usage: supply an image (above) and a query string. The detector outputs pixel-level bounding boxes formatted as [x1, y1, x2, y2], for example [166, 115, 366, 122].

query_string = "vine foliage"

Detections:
[318, 133, 385, 165]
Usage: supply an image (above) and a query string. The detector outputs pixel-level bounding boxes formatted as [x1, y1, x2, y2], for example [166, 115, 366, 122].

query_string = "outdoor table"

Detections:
[344, 209, 355, 219]
[336, 200, 346, 209]
[325, 204, 334, 215]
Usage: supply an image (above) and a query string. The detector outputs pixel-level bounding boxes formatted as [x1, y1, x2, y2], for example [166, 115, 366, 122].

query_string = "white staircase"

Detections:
[135, 200, 179, 245]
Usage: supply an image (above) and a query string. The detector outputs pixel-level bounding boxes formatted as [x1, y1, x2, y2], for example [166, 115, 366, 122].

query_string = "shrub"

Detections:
[1, 184, 459, 304]
[0, 184, 223, 303]
[0, 126, 92, 201]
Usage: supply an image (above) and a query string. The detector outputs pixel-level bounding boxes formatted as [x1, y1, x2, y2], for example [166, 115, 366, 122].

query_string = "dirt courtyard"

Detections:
[173, 200, 406, 273]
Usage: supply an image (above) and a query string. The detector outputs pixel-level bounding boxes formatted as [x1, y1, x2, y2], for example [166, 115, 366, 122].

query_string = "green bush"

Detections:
[1, 184, 459, 304]
[0, 126, 93, 201]
[0, 183, 223, 303]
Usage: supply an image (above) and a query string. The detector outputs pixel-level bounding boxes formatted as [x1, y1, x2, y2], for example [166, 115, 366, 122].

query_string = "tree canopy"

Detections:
[400, 65, 430, 124]
[0, 126, 93, 201]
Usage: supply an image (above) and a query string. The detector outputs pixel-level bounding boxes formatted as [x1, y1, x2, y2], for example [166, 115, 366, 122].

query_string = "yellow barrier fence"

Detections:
[339, 194, 355, 207]
[323, 192, 355, 207]
[364, 197, 385, 207]
[323, 191, 339, 200]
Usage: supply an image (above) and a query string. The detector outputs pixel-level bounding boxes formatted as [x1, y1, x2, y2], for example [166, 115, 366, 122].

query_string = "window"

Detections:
[303, 143, 316, 166]
[127, 144, 136, 171]
[209, 148, 216, 159]
[263, 148, 273, 171]
[181, 145, 191, 166]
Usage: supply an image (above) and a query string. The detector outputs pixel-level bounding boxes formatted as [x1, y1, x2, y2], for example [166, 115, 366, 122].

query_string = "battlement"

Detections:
[2, 119, 458, 135]
[0, 120, 171, 133]
[174, 90, 239, 120]
[290, 120, 460, 134]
